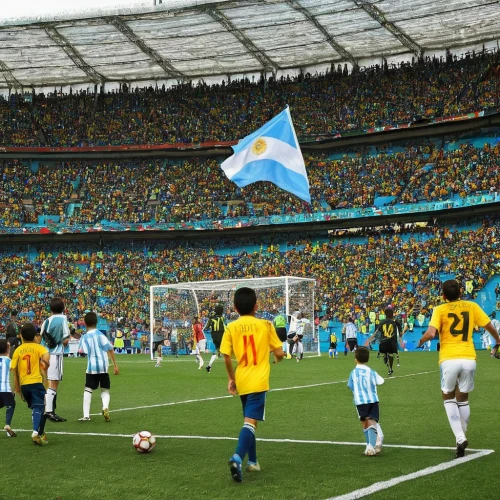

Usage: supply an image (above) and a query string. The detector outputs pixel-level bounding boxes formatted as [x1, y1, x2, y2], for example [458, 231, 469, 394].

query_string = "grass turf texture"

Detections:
[2, 351, 497, 500]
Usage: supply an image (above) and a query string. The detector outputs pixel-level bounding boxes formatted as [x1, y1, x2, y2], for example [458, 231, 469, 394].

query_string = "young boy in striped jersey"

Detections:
[77, 312, 119, 422]
[0, 339, 16, 437]
[347, 346, 385, 456]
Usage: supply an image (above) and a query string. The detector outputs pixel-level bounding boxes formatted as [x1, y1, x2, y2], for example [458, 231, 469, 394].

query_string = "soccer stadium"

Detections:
[1, 0, 500, 498]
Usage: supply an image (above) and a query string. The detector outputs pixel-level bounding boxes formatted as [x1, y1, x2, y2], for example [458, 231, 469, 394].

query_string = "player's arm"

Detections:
[272, 346, 285, 363]
[484, 322, 500, 357]
[223, 354, 237, 395]
[417, 326, 437, 348]
[364, 332, 377, 347]
[40, 352, 50, 388]
[107, 348, 119, 375]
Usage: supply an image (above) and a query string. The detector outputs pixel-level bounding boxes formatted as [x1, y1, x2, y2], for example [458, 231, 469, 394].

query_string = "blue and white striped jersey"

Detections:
[41, 314, 71, 355]
[0, 356, 12, 393]
[78, 329, 113, 374]
[347, 364, 385, 405]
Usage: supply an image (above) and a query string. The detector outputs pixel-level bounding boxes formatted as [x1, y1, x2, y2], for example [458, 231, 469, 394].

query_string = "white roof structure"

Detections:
[1, 0, 500, 90]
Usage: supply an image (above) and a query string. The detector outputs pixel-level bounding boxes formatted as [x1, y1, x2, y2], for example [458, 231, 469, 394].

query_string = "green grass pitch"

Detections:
[2, 351, 497, 500]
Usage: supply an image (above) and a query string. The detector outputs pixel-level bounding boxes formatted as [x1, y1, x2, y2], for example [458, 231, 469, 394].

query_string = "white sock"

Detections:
[83, 389, 92, 418]
[444, 399, 466, 443]
[457, 401, 470, 433]
[376, 423, 384, 443]
[209, 354, 217, 367]
[45, 388, 56, 413]
[101, 389, 110, 410]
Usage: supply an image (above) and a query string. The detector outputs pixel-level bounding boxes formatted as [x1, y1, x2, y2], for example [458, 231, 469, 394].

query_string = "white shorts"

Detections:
[47, 354, 64, 381]
[196, 340, 206, 354]
[440, 359, 476, 394]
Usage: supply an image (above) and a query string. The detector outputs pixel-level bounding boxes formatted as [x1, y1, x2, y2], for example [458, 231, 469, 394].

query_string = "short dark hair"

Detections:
[84, 312, 98, 327]
[384, 307, 394, 318]
[21, 323, 38, 342]
[10, 310, 18, 317]
[214, 305, 224, 315]
[355, 346, 370, 363]
[0, 339, 8, 355]
[50, 297, 65, 314]
[234, 287, 257, 315]
[442, 280, 461, 301]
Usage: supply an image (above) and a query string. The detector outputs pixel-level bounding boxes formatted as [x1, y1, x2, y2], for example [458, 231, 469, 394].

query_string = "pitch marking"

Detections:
[89, 370, 437, 416]
[325, 449, 494, 500]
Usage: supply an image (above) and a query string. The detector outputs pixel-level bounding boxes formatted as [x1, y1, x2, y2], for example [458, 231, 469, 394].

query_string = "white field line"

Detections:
[325, 449, 494, 500]
[9, 430, 493, 454]
[89, 369, 437, 416]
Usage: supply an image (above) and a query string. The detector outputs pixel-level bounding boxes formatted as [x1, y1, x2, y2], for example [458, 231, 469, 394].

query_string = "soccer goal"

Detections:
[149, 276, 317, 359]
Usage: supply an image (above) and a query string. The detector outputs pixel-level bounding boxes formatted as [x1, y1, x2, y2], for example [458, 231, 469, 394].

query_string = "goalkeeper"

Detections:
[205, 305, 226, 374]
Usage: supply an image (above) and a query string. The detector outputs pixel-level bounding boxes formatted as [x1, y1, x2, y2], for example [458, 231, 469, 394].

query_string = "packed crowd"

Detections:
[1, 218, 498, 336]
[1, 138, 497, 227]
[1, 51, 499, 148]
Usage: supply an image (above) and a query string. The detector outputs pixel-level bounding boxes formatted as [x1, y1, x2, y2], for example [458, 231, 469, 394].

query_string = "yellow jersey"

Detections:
[11, 342, 48, 385]
[220, 315, 282, 395]
[429, 300, 490, 364]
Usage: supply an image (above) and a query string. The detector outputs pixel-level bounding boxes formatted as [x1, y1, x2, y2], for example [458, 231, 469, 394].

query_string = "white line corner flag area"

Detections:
[221, 107, 311, 204]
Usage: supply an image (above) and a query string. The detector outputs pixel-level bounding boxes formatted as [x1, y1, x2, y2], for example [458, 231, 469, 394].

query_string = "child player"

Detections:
[220, 287, 285, 482]
[0, 339, 16, 437]
[11, 324, 51, 445]
[347, 346, 385, 456]
[77, 312, 119, 422]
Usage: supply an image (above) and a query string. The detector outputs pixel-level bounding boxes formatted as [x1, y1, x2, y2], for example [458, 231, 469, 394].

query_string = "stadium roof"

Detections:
[1, 0, 500, 90]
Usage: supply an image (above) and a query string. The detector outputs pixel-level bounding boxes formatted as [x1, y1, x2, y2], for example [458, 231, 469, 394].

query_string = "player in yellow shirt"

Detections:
[417, 280, 500, 458]
[220, 287, 285, 482]
[11, 323, 51, 446]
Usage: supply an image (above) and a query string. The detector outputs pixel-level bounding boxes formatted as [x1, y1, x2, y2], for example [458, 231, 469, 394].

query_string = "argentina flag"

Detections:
[221, 107, 311, 204]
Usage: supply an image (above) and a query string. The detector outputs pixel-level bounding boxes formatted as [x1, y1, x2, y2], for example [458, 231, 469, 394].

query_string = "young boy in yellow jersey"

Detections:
[417, 280, 500, 458]
[11, 323, 51, 446]
[220, 287, 285, 482]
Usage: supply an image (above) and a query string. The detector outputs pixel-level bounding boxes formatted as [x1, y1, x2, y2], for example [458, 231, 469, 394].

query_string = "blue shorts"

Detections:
[21, 383, 46, 409]
[240, 392, 266, 421]
[356, 402, 380, 422]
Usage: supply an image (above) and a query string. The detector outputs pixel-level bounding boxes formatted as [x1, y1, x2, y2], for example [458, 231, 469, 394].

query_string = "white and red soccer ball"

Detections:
[132, 431, 156, 453]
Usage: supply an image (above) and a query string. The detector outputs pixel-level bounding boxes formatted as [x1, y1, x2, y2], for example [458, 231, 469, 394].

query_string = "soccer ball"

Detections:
[133, 431, 156, 453]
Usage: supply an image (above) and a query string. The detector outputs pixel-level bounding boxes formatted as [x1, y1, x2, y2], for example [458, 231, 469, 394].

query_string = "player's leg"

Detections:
[197, 340, 205, 369]
[440, 360, 468, 455]
[229, 392, 265, 481]
[454, 360, 475, 457]
[387, 353, 394, 375]
[100, 374, 111, 422]
[296, 339, 304, 362]
[26, 384, 48, 445]
[45, 354, 66, 422]
[155, 346, 162, 367]
[79, 373, 98, 421]
[1, 393, 16, 437]
[207, 345, 219, 373]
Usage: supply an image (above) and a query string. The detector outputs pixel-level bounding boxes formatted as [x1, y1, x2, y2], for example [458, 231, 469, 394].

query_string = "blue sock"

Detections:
[235, 423, 255, 461]
[363, 429, 369, 444]
[367, 426, 378, 447]
[38, 409, 47, 435]
[6, 405, 15, 426]
[32, 406, 42, 433]
[247, 424, 257, 463]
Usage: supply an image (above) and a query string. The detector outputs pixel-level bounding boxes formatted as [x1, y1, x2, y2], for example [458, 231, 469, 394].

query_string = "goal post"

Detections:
[149, 276, 317, 359]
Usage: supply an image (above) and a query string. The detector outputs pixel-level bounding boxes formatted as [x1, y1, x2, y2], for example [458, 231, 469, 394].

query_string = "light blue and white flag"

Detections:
[221, 107, 311, 204]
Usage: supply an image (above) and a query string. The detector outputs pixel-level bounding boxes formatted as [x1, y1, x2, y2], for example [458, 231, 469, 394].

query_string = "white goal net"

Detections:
[149, 276, 317, 359]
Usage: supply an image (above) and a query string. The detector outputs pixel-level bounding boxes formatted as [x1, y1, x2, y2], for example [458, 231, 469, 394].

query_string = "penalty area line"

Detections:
[89, 369, 437, 416]
[324, 449, 494, 500]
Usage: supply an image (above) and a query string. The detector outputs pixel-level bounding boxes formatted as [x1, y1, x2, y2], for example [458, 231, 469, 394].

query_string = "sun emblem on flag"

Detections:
[251, 138, 267, 155]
